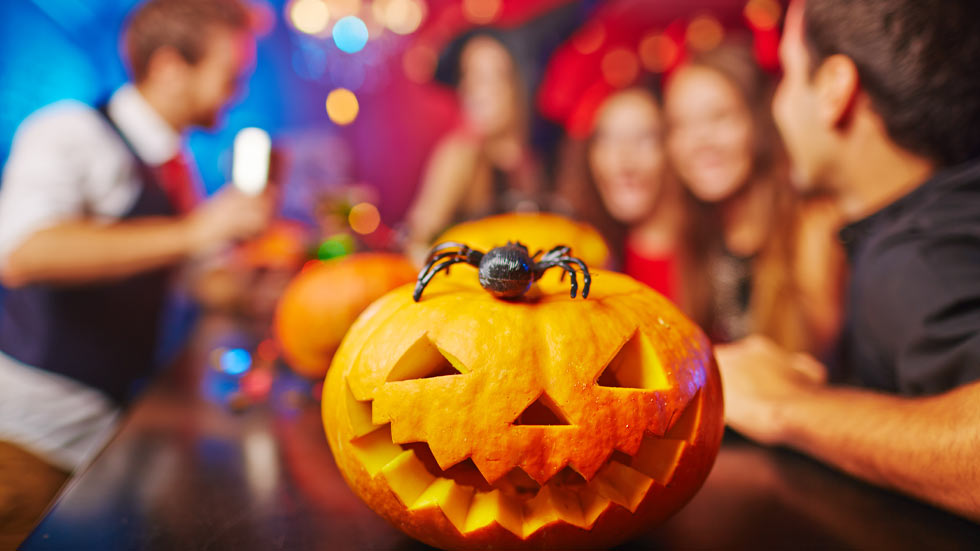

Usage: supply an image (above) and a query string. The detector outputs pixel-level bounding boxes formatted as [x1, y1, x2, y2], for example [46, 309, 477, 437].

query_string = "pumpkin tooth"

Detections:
[345, 382, 378, 438]
[578, 487, 613, 527]
[426, 440, 472, 473]
[539, 484, 586, 528]
[350, 425, 402, 476]
[590, 461, 654, 512]
[462, 490, 524, 537]
[665, 389, 703, 442]
[410, 477, 474, 534]
[630, 437, 686, 484]
[520, 485, 562, 537]
[470, 455, 516, 486]
[381, 450, 437, 507]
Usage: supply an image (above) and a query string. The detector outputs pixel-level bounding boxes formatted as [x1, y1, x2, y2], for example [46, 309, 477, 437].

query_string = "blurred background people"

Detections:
[663, 43, 844, 356]
[0, 0, 271, 543]
[403, 31, 543, 262]
[719, 0, 980, 520]
[587, 86, 690, 305]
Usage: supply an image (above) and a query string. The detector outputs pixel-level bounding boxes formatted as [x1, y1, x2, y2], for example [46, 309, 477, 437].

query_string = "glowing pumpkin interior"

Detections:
[323, 269, 723, 549]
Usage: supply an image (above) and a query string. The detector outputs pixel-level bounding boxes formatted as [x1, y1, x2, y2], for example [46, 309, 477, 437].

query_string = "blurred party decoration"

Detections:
[332, 15, 369, 53]
[274, 253, 417, 378]
[348, 202, 382, 235]
[537, 1, 765, 139]
[326, 88, 360, 125]
[685, 14, 724, 52]
[322, 267, 723, 549]
[288, 0, 331, 35]
[436, 213, 611, 269]
[232, 127, 272, 196]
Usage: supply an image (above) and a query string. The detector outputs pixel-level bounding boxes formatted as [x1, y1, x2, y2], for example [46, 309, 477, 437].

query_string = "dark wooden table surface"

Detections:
[21, 314, 980, 550]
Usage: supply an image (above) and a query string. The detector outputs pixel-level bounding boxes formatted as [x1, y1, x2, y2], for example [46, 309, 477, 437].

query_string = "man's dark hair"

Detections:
[124, 0, 250, 82]
[804, 0, 980, 166]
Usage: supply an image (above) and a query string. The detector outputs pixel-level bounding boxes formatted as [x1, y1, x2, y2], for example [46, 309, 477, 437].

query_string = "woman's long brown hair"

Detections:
[673, 43, 813, 351]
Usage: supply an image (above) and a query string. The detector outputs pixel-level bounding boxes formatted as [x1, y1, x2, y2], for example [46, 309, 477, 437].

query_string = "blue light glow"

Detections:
[220, 348, 253, 375]
[332, 16, 368, 54]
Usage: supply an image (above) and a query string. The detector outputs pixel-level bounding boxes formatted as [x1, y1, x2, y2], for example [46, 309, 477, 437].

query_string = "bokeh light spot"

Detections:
[288, 0, 330, 35]
[327, 0, 361, 19]
[686, 15, 724, 52]
[326, 88, 359, 125]
[221, 348, 253, 375]
[257, 339, 279, 363]
[332, 15, 369, 53]
[639, 33, 680, 73]
[348, 202, 381, 235]
[317, 234, 354, 260]
[463, 0, 501, 24]
[744, 0, 782, 31]
[601, 48, 640, 88]
[375, 0, 425, 35]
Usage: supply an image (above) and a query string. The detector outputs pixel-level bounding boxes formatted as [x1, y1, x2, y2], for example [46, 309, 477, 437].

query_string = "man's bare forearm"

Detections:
[778, 381, 980, 521]
[0, 218, 192, 287]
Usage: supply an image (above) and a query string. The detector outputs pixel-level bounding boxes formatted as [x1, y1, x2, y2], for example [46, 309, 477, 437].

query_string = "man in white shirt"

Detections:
[0, 0, 271, 544]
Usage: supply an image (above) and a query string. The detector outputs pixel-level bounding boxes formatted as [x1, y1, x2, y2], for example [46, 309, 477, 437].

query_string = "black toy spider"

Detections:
[413, 241, 591, 301]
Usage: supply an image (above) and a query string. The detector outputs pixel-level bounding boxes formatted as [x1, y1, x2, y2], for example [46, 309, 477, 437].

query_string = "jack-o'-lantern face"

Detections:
[323, 269, 723, 550]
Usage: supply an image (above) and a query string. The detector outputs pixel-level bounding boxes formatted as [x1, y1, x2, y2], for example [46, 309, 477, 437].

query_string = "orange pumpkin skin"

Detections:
[436, 213, 611, 269]
[323, 269, 723, 550]
[274, 253, 417, 378]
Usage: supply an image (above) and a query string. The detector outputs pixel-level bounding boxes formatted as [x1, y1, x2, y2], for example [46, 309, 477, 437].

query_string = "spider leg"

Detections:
[536, 260, 579, 298]
[538, 245, 571, 264]
[558, 256, 591, 298]
[428, 241, 471, 255]
[419, 250, 464, 281]
[561, 262, 580, 298]
[414, 258, 470, 301]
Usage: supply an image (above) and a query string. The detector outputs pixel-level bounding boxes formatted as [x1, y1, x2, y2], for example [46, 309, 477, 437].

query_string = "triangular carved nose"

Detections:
[512, 392, 571, 425]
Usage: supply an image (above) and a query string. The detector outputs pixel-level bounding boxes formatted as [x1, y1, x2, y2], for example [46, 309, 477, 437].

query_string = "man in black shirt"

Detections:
[718, 0, 980, 521]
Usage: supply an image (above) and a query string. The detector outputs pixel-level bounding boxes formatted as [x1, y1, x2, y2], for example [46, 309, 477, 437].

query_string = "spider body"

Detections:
[413, 241, 591, 302]
[477, 242, 535, 299]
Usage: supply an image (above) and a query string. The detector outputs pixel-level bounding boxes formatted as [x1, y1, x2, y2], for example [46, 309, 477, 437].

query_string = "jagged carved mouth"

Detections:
[343, 380, 703, 539]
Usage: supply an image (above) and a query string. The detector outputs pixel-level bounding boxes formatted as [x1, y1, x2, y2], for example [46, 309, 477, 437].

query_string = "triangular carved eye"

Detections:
[512, 392, 571, 425]
[596, 331, 670, 390]
[386, 335, 465, 382]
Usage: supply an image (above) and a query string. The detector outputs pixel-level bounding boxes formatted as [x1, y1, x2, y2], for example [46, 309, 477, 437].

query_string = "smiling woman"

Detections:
[663, 42, 845, 356]
[322, 266, 723, 549]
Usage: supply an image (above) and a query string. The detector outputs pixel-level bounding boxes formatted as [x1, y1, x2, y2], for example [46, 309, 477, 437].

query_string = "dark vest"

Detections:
[0, 104, 177, 404]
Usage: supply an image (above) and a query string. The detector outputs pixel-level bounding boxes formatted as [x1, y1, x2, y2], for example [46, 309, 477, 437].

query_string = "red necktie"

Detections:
[156, 152, 201, 215]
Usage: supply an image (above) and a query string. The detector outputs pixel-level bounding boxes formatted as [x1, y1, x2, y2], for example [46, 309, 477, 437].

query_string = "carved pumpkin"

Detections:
[436, 213, 611, 269]
[322, 267, 723, 549]
[274, 253, 417, 378]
